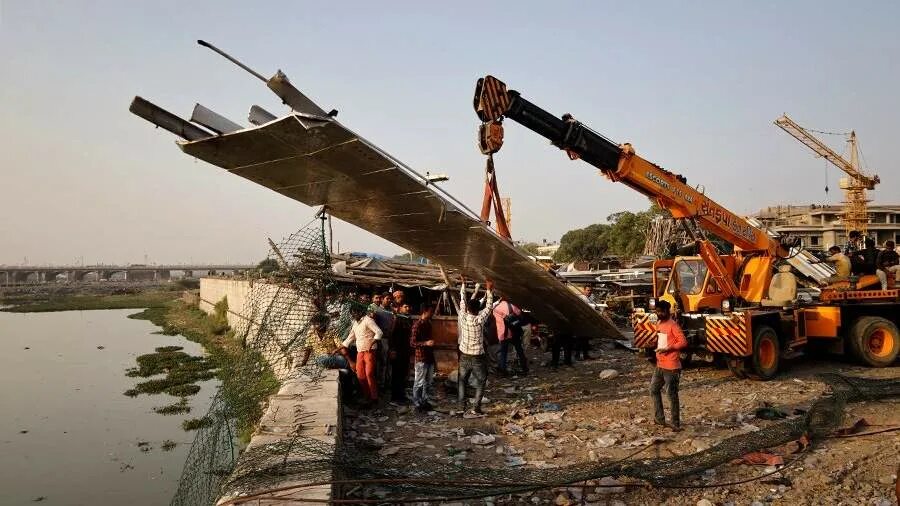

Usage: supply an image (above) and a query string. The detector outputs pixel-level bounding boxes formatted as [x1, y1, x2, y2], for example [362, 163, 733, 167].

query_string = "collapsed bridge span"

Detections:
[130, 45, 620, 339]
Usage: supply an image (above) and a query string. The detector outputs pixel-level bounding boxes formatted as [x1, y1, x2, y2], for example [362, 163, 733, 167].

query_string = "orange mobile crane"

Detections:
[474, 76, 899, 379]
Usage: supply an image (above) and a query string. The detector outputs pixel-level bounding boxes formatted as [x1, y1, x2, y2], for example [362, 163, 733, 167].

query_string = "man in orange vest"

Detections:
[649, 300, 687, 430]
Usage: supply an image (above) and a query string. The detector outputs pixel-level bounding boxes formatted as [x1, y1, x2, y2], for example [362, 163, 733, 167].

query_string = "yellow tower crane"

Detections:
[500, 197, 512, 234]
[775, 114, 880, 235]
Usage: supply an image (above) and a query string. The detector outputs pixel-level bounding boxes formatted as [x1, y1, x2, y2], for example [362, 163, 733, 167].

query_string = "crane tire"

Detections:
[849, 316, 899, 367]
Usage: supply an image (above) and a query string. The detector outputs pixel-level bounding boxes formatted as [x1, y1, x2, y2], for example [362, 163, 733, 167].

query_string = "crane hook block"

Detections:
[474, 75, 511, 122]
[479, 120, 504, 155]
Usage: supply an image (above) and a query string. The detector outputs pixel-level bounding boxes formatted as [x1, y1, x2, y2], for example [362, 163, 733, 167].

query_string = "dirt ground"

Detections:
[343, 344, 899, 506]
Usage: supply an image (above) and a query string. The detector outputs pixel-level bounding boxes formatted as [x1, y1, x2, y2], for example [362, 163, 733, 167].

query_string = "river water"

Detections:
[0, 309, 218, 505]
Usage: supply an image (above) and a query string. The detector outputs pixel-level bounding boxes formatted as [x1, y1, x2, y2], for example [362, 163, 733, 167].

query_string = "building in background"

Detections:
[753, 204, 900, 251]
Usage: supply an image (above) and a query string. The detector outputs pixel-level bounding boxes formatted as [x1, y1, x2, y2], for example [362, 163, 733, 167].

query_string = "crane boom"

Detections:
[474, 76, 791, 258]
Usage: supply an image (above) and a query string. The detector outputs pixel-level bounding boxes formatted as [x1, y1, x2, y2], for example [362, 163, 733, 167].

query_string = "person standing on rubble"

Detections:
[574, 285, 595, 360]
[649, 299, 687, 430]
[410, 305, 436, 412]
[342, 306, 383, 406]
[493, 296, 529, 376]
[389, 303, 413, 405]
[455, 276, 493, 415]
[373, 292, 395, 392]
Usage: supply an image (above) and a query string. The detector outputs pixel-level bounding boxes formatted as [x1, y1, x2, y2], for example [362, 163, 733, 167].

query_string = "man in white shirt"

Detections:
[342, 306, 384, 405]
[455, 276, 493, 414]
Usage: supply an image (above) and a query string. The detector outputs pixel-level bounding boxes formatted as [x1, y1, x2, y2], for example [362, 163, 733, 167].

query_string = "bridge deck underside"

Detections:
[178, 115, 620, 338]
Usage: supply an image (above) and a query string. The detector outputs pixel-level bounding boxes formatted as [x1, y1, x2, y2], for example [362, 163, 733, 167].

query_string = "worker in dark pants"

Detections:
[389, 303, 413, 405]
[649, 300, 687, 430]
[550, 332, 574, 369]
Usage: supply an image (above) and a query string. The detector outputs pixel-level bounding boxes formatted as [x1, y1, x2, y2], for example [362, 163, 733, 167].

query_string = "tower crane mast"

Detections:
[774, 114, 880, 235]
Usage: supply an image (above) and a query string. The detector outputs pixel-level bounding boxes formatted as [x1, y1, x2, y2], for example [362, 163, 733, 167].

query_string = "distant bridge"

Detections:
[0, 265, 253, 285]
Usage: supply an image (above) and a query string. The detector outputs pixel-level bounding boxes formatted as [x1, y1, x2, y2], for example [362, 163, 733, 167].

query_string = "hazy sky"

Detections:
[1, 1, 898, 266]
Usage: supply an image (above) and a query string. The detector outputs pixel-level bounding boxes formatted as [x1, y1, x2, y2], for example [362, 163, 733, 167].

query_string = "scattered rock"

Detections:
[697, 499, 715, 506]
[596, 476, 625, 494]
[504, 423, 524, 434]
[543, 447, 558, 459]
[506, 456, 526, 467]
[541, 402, 562, 411]
[595, 434, 618, 448]
[588, 450, 599, 462]
[470, 433, 496, 445]
[533, 412, 564, 424]
[691, 438, 712, 452]
[877, 474, 895, 485]
[379, 447, 400, 456]
[554, 493, 572, 505]
[599, 369, 619, 380]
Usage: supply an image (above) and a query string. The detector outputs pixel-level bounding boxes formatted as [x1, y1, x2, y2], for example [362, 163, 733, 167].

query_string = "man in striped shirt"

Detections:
[455, 277, 493, 414]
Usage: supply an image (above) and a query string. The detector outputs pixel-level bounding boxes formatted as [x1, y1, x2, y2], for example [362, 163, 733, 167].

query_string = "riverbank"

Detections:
[130, 299, 280, 443]
[0, 280, 197, 312]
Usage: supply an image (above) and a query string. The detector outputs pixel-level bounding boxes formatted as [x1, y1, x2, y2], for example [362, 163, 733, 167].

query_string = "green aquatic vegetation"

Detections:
[166, 384, 201, 397]
[182, 417, 212, 431]
[153, 398, 191, 415]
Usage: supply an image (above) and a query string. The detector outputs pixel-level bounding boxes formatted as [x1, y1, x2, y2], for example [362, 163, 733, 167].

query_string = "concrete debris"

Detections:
[505, 456, 526, 467]
[596, 476, 625, 494]
[599, 369, 619, 380]
[470, 433, 496, 445]
[378, 446, 400, 456]
[554, 493, 571, 506]
[504, 423, 524, 434]
[697, 500, 715, 506]
[595, 434, 618, 448]
[533, 412, 565, 424]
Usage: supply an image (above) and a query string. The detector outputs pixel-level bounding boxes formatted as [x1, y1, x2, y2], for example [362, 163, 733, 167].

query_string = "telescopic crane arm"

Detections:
[474, 76, 793, 267]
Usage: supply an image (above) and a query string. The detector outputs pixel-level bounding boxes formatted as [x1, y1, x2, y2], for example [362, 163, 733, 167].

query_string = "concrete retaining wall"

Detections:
[199, 277, 340, 504]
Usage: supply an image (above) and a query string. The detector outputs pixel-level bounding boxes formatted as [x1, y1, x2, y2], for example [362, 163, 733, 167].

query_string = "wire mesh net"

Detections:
[170, 217, 900, 505]
[171, 217, 359, 506]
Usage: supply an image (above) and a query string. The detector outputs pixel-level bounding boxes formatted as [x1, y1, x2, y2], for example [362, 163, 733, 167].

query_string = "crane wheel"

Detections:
[748, 326, 780, 380]
[849, 316, 899, 367]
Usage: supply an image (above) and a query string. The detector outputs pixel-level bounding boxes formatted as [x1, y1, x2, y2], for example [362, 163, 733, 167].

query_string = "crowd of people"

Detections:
[299, 279, 603, 416]
[821, 230, 900, 289]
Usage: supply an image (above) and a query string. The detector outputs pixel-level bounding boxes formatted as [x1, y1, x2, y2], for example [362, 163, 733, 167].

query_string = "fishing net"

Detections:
[170, 216, 900, 505]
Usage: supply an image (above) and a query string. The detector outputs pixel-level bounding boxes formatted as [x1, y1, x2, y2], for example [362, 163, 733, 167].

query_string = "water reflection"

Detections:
[0, 309, 217, 506]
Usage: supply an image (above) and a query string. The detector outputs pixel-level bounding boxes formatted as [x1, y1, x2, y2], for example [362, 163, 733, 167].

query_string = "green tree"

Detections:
[516, 242, 542, 256]
[554, 205, 666, 262]
[554, 223, 611, 263]
[256, 258, 279, 274]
